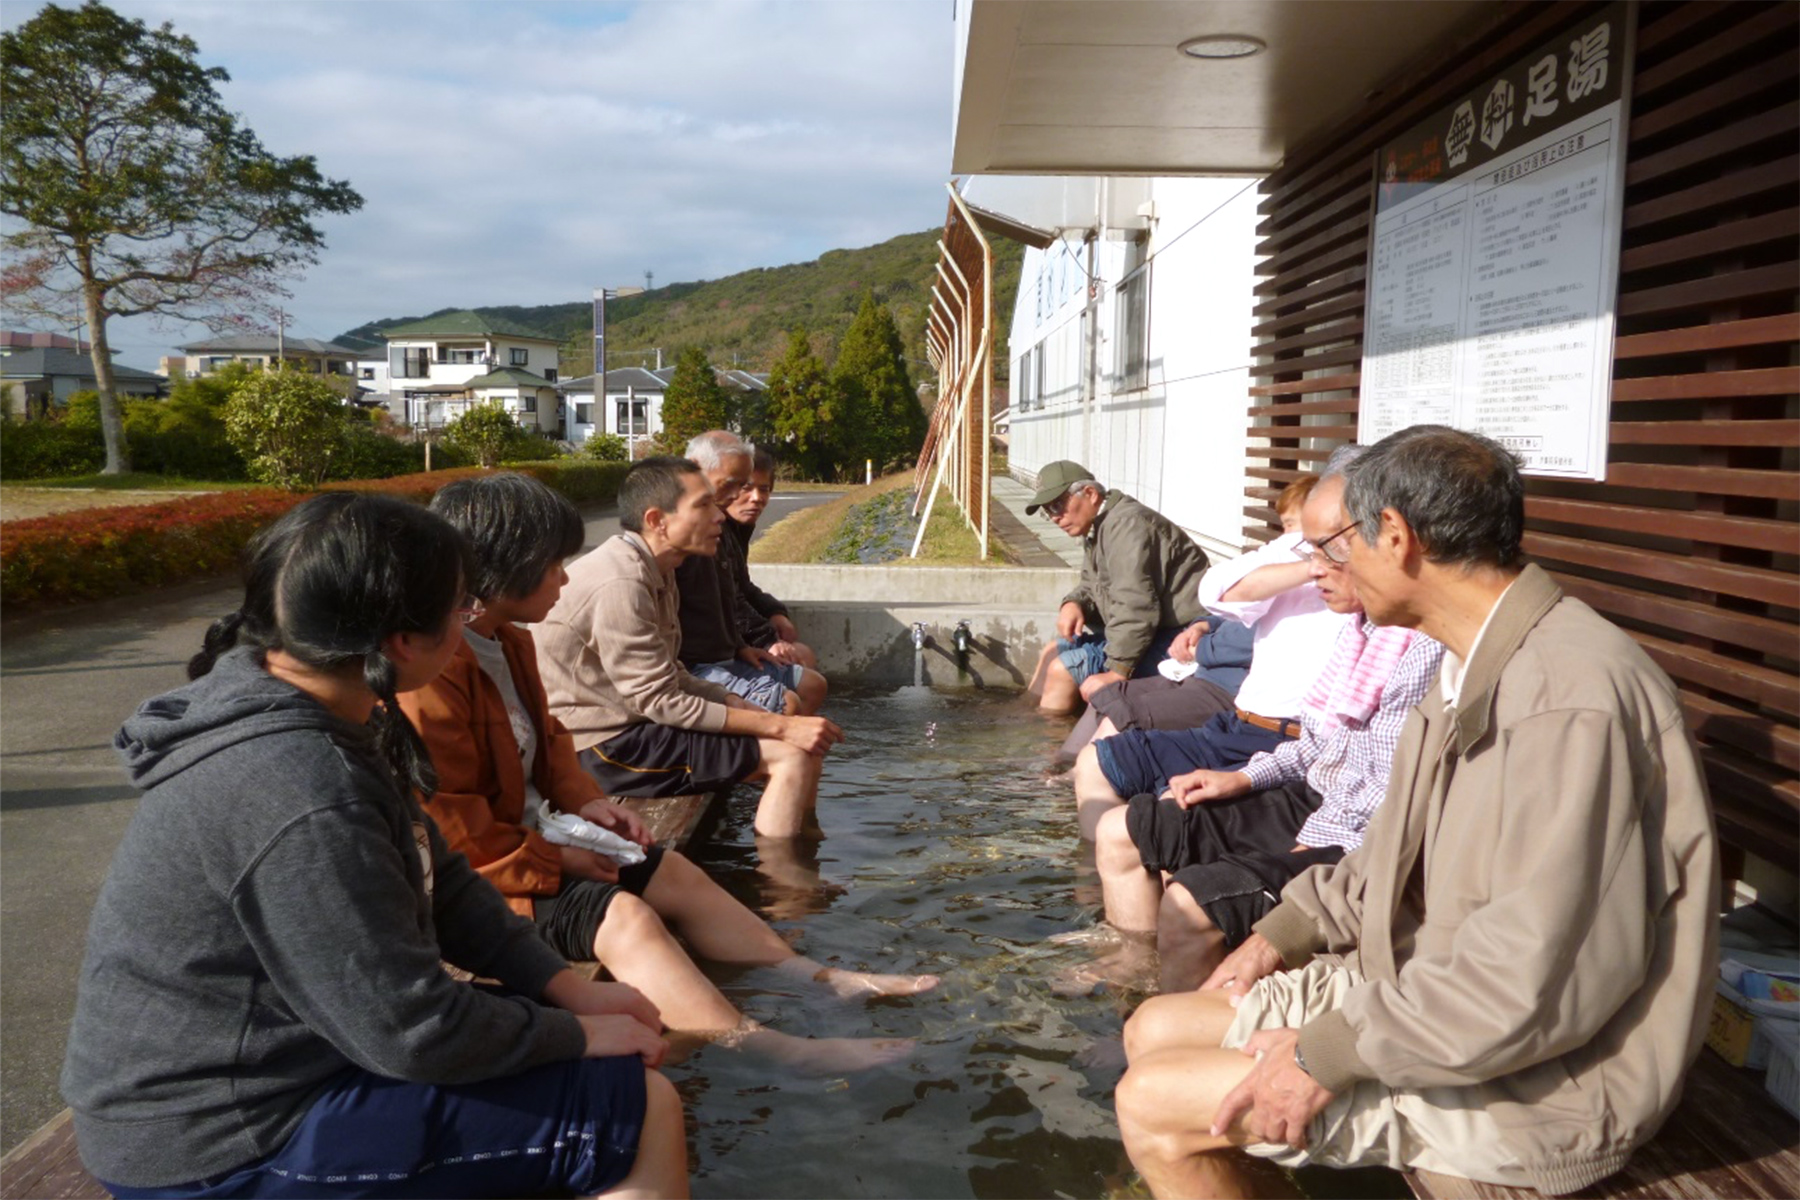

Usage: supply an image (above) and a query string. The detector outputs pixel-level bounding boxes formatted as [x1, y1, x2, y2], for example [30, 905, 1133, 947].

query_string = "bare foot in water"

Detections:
[1048, 942, 1157, 997]
[746, 1030, 916, 1075]
[817, 968, 940, 1000]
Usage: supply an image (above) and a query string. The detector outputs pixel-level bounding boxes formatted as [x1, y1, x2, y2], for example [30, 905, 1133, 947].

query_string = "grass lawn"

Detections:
[751, 471, 1015, 566]
[15, 472, 261, 491]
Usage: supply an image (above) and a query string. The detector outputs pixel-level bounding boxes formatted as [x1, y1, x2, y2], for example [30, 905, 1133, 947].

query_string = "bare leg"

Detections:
[1040, 654, 1082, 714]
[1118, 1046, 1300, 1200]
[597, 1069, 689, 1199]
[751, 833, 836, 921]
[643, 852, 935, 998]
[592, 892, 914, 1073]
[1158, 882, 1230, 994]
[789, 641, 820, 671]
[1073, 743, 1127, 841]
[1027, 641, 1058, 698]
[1123, 989, 1240, 1060]
[794, 667, 828, 715]
[752, 737, 822, 837]
[1097, 804, 1162, 932]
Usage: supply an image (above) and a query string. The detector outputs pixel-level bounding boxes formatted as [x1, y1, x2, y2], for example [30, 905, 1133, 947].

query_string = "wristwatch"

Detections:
[1293, 1042, 1312, 1078]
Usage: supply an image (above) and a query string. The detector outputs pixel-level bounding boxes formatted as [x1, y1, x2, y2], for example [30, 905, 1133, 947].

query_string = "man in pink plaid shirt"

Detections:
[1089, 460, 1444, 993]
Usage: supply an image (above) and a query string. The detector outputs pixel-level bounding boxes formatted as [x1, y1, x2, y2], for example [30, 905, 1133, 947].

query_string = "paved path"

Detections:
[0, 489, 838, 1153]
[989, 474, 1084, 569]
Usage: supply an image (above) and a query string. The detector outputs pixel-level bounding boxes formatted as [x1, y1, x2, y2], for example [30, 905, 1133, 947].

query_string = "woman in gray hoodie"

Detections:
[61, 493, 688, 1198]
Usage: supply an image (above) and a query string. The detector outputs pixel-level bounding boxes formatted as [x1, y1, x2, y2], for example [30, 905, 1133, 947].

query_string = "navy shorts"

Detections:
[100, 1057, 648, 1198]
[1092, 711, 1291, 799]
[579, 724, 760, 799]
[532, 847, 666, 962]
[1125, 782, 1344, 946]
[688, 657, 803, 712]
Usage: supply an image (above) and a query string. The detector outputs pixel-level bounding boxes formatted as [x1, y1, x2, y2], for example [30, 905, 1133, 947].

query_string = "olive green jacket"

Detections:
[1062, 491, 1209, 676]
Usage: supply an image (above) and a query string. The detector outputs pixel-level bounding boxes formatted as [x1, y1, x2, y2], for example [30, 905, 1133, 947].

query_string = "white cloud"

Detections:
[3, 0, 954, 363]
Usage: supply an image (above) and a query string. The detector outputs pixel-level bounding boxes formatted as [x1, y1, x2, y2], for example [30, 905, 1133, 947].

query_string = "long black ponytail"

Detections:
[189, 492, 474, 797]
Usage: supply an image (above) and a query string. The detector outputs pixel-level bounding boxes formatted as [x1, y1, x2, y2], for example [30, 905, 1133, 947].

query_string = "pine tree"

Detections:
[657, 346, 728, 451]
[832, 292, 926, 474]
[764, 328, 840, 480]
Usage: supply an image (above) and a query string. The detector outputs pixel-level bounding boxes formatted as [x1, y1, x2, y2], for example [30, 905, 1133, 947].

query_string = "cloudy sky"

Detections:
[4, 0, 956, 367]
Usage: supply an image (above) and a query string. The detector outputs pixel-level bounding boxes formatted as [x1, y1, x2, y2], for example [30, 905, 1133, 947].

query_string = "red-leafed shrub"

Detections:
[1, 460, 633, 609]
[1, 490, 302, 606]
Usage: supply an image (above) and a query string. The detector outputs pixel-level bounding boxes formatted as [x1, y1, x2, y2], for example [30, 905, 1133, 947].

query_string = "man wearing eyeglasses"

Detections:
[1024, 461, 1211, 715]
[1116, 427, 1717, 1199]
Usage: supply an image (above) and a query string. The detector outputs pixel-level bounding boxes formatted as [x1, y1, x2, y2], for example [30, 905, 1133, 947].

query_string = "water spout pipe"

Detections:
[952, 621, 972, 656]
[912, 622, 927, 650]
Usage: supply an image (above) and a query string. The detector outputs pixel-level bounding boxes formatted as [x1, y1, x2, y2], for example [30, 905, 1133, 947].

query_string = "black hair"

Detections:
[188, 492, 474, 797]
[618, 455, 703, 534]
[429, 472, 584, 601]
[750, 447, 775, 476]
[1343, 425, 1525, 569]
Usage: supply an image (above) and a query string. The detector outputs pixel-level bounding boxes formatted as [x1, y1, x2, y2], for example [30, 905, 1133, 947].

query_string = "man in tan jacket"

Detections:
[1116, 426, 1718, 1197]
[535, 456, 843, 838]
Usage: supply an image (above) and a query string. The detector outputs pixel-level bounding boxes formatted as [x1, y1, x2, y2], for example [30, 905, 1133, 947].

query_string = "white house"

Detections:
[969, 175, 1261, 560]
[380, 311, 562, 434]
[557, 367, 666, 449]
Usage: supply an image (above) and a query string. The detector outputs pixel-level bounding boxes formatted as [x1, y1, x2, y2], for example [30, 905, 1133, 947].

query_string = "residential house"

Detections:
[557, 367, 666, 448]
[555, 365, 767, 449]
[1, 339, 165, 419]
[164, 335, 360, 379]
[379, 311, 562, 435]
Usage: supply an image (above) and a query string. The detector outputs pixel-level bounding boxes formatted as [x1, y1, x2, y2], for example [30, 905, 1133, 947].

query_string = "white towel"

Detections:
[1158, 657, 1198, 682]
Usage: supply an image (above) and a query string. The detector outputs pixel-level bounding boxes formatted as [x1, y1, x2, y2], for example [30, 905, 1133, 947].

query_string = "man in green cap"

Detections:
[1025, 461, 1211, 713]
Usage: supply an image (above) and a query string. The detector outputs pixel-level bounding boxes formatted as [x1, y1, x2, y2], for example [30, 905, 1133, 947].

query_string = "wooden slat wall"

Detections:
[1247, 0, 1800, 867]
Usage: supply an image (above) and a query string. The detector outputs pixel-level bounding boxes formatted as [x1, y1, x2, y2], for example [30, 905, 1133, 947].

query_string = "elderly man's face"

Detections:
[1048, 485, 1103, 538]
[1342, 502, 1415, 627]
[1300, 477, 1362, 616]
[706, 453, 750, 511]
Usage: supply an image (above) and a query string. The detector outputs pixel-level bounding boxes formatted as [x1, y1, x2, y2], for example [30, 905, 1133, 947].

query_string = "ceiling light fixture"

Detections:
[1177, 34, 1265, 60]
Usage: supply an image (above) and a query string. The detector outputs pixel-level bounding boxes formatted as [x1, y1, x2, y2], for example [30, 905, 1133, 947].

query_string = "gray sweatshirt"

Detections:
[60, 648, 586, 1187]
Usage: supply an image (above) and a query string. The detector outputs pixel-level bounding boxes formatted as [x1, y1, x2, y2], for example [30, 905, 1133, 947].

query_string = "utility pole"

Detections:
[276, 307, 285, 368]
[645, 270, 653, 293]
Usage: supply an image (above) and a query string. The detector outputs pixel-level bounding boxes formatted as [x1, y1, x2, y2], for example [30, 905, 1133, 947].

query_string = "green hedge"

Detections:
[2, 460, 635, 610]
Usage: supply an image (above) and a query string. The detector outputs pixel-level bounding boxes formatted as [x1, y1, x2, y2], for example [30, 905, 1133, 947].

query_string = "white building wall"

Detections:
[1000, 175, 1260, 560]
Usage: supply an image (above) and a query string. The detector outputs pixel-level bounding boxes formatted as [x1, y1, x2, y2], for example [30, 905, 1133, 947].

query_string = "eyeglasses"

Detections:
[1293, 522, 1360, 566]
[1041, 485, 1081, 519]
[455, 595, 486, 625]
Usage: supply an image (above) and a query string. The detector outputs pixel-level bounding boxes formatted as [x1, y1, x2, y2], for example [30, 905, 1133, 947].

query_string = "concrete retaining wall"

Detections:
[752, 564, 1079, 689]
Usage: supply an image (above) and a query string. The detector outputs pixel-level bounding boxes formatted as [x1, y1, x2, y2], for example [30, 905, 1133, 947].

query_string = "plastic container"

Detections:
[1760, 1020, 1800, 1120]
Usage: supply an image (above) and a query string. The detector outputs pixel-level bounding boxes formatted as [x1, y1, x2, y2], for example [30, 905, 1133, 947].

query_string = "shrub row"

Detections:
[1, 459, 635, 610]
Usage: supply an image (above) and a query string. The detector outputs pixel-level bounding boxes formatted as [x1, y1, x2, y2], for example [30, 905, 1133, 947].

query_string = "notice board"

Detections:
[1359, 2, 1634, 479]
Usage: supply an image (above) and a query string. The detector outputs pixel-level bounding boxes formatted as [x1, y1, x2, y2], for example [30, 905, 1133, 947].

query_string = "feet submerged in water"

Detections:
[817, 968, 940, 1000]
[1047, 932, 1157, 997]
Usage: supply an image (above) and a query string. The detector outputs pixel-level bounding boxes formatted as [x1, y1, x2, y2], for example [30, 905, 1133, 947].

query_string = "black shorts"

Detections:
[531, 847, 666, 962]
[579, 724, 761, 799]
[1125, 782, 1344, 947]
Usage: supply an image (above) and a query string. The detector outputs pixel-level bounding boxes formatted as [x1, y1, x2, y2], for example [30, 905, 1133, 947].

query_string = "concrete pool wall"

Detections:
[750, 564, 1080, 688]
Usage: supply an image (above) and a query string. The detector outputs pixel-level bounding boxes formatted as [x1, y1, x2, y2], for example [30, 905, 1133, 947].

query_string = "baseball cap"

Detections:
[1024, 461, 1096, 515]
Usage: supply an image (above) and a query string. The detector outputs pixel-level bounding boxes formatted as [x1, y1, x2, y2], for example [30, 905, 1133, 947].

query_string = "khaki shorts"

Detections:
[1224, 959, 1533, 1187]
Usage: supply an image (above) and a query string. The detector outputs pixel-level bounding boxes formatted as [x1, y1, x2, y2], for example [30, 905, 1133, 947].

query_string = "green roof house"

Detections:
[380, 310, 562, 435]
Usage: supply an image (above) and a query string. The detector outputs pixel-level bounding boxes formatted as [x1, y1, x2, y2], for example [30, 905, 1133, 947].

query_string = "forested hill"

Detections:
[335, 228, 1024, 380]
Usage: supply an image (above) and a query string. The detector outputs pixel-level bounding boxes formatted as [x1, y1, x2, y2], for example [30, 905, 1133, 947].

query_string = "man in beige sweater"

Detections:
[1116, 426, 1718, 1197]
[536, 456, 843, 838]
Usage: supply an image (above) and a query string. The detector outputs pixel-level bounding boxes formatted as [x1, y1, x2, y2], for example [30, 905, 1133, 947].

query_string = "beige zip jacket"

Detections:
[534, 532, 736, 751]
[1256, 565, 1719, 1195]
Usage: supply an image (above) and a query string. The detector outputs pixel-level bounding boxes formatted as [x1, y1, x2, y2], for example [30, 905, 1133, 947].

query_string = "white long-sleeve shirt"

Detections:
[1197, 531, 1353, 720]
